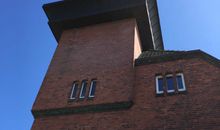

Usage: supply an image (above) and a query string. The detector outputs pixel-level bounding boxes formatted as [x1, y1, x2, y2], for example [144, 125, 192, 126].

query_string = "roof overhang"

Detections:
[135, 50, 220, 68]
[43, 0, 164, 51]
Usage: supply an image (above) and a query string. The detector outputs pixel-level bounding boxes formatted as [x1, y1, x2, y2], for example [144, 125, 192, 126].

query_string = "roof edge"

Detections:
[135, 50, 220, 68]
[146, 0, 164, 50]
[43, 0, 164, 51]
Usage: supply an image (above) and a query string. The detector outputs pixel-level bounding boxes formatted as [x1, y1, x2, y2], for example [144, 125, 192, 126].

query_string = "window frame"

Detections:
[155, 75, 164, 94]
[88, 79, 97, 98]
[165, 74, 175, 93]
[69, 82, 79, 100]
[79, 80, 87, 99]
[176, 73, 186, 92]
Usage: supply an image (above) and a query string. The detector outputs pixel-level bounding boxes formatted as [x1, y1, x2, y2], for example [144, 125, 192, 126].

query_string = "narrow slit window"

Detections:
[89, 80, 97, 98]
[176, 73, 186, 91]
[79, 80, 87, 99]
[156, 76, 164, 94]
[70, 82, 78, 99]
[166, 74, 175, 93]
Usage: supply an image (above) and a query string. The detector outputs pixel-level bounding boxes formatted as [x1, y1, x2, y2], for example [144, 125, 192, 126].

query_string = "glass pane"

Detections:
[177, 75, 184, 90]
[89, 80, 96, 97]
[70, 83, 78, 99]
[158, 78, 164, 92]
[166, 76, 175, 92]
[80, 81, 87, 98]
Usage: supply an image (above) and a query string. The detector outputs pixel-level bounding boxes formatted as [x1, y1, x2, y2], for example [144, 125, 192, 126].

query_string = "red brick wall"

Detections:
[32, 19, 141, 110]
[134, 58, 220, 130]
[32, 57, 220, 130]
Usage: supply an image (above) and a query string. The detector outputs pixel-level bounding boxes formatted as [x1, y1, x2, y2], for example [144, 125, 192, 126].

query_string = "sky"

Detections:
[0, 0, 219, 130]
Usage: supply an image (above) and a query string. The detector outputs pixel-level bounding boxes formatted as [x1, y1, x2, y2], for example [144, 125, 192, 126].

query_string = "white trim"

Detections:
[70, 82, 77, 100]
[167, 90, 175, 93]
[79, 81, 86, 99]
[166, 74, 173, 77]
[88, 80, 96, 98]
[166, 74, 175, 93]
[146, 1, 156, 49]
[155, 75, 164, 94]
[176, 73, 186, 92]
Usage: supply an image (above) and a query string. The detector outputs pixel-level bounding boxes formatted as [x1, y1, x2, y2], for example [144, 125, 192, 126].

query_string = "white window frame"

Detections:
[166, 74, 175, 93]
[155, 75, 164, 94]
[176, 73, 186, 92]
[79, 81, 87, 99]
[70, 82, 78, 100]
[88, 80, 96, 98]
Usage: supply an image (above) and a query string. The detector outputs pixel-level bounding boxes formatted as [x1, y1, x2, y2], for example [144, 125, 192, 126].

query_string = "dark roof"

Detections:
[138, 50, 186, 59]
[135, 50, 220, 68]
[43, 0, 164, 51]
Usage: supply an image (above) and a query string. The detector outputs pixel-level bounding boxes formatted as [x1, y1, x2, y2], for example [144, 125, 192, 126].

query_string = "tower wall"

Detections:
[32, 19, 141, 111]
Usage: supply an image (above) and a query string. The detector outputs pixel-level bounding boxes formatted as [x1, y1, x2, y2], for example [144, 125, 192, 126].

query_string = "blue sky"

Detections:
[0, 0, 219, 130]
[158, 0, 220, 57]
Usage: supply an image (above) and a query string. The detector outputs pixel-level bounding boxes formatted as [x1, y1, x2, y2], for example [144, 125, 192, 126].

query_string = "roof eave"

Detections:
[135, 50, 220, 68]
[43, 0, 164, 51]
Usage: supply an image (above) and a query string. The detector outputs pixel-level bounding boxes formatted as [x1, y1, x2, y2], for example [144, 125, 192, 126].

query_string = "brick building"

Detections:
[31, 0, 220, 130]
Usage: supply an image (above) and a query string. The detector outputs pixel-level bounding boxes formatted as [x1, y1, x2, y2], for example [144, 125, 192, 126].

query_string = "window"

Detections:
[176, 73, 186, 91]
[155, 73, 186, 95]
[79, 80, 87, 99]
[69, 79, 97, 100]
[166, 74, 175, 93]
[89, 80, 97, 98]
[155, 75, 164, 94]
[70, 82, 79, 99]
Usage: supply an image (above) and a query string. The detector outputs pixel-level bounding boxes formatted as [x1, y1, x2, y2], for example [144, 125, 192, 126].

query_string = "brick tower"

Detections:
[31, 0, 220, 130]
